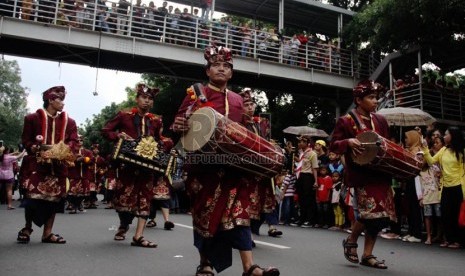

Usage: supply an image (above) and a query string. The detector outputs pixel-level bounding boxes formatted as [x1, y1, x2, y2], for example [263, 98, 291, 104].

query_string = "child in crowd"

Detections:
[328, 151, 344, 175]
[416, 151, 442, 245]
[329, 171, 344, 230]
[316, 166, 333, 228]
[280, 171, 297, 225]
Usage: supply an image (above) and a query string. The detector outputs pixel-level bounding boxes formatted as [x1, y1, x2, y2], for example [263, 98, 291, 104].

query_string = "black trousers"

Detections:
[441, 185, 463, 244]
[406, 179, 422, 238]
[296, 173, 317, 224]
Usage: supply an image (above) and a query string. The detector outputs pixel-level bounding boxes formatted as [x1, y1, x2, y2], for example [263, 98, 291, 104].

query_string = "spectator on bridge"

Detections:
[199, 0, 211, 21]
[106, 2, 118, 33]
[167, 8, 180, 44]
[179, 7, 193, 46]
[131, 0, 144, 37]
[16, 85, 79, 244]
[240, 23, 252, 57]
[143, 1, 161, 40]
[157, 1, 168, 15]
[38, 0, 57, 23]
[74, 0, 86, 28]
[116, 0, 130, 35]
[289, 35, 301, 66]
[21, 0, 34, 20]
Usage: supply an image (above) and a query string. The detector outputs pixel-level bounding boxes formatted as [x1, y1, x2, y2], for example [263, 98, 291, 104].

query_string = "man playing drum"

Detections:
[102, 83, 173, 248]
[330, 80, 395, 269]
[172, 46, 280, 276]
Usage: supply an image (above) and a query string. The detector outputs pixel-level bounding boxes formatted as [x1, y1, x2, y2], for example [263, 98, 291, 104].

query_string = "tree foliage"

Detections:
[327, 0, 372, 12]
[0, 59, 29, 149]
[343, 0, 465, 54]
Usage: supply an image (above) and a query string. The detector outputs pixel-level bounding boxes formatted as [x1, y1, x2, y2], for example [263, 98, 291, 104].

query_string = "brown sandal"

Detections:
[342, 238, 359, 264]
[42, 233, 66, 244]
[130, 236, 157, 248]
[243, 264, 280, 276]
[196, 262, 215, 276]
[114, 226, 129, 241]
[360, 255, 387, 269]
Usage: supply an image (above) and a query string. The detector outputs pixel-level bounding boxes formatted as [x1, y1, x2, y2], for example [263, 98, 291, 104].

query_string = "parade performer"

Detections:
[102, 83, 173, 248]
[172, 46, 280, 276]
[86, 143, 106, 209]
[17, 85, 79, 244]
[240, 88, 282, 238]
[67, 136, 93, 214]
[330, 80, 395, 269]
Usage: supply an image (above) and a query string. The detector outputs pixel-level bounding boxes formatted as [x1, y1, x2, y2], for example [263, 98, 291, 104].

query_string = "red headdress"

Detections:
[42, 86, 66, 101]
[352, 80, 384, 99]
[135, 83, 159, 98]
[204, 46, 233, 68]
[239, 87, 254, 104]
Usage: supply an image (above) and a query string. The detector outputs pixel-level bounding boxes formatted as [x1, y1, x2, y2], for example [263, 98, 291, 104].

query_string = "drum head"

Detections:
[352, 131, 380, 165]
[181, 108, 217, 152]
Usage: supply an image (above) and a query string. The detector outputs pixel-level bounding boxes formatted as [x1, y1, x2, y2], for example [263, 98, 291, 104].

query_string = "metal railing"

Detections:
[382, 82, 464, 122]
[0, 0, 375, 78]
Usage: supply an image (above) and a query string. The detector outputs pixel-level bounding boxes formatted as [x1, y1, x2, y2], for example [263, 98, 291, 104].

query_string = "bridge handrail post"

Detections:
[162, 15, 167, 42]
[194, 18, 199, 48]
[350, 52, 354, 77]
[12, 0, 18, 18]
[127, 0, 134, 36]
[225, 24, 230, 48]
[253, 29, 257, 58]
[53, 0, 59, 25]
[92, 0, 98, 31]
[305, 43, 308, 68]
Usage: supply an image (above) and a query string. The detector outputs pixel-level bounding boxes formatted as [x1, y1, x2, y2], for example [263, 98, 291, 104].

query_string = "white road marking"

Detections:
[174, 223, 291, 249]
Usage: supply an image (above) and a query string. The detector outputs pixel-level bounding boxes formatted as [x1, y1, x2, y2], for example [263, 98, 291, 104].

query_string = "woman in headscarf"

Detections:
[401, 128, 423, 243]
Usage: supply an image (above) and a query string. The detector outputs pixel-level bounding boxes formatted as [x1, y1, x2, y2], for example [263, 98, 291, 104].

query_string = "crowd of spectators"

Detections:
[272, 125, 465, 248]
[0, 0, 352, 75]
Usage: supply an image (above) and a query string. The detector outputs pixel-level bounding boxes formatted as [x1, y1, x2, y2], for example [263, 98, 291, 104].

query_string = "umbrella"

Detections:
[283, 126, 329, 137]
[377, 107, 436, 127]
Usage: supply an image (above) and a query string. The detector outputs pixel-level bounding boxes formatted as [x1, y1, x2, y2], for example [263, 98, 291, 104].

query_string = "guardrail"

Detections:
[0, 0, 375, 78]
[382, 83, 464, 122]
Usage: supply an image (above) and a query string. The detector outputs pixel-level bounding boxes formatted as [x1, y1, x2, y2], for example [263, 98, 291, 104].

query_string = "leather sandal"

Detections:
[243, 264, 280, 276]
[114, 226, 129, 241]
[17, 227, 33, 243]
[146, 220, 157, 228]
[42, 233, 66, 244]
[360, 255, 387, 269]
[130, 236, 157, 248]
[342, 238, 359, 263]
[196, 262, 215, 276]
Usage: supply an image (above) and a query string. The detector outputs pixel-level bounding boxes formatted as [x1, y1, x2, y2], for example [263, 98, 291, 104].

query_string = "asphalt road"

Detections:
[1, 199, 464, 276]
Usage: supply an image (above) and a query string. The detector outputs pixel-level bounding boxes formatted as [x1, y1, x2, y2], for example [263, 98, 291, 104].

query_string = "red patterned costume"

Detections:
[177, 83, 252, 237]
[22, 109, 78, 203]
[19, 86, 78, 231]
[330, 108, 396, 222]
[67, 147, 93, 198]
[102, 108, 170, 216]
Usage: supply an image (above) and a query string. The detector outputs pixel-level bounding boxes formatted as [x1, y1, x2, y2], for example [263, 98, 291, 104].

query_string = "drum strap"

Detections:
[348, 109, 378, 133]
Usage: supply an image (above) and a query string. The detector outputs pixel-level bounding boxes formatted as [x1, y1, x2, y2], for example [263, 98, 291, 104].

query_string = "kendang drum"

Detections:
[112, 136, 175, 175]
[180, 107, 284, 177]
[352, 131, 422, 179]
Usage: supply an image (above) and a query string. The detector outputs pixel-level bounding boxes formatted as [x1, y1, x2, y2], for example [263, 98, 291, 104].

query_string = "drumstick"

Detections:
[360, 141, 381, 146]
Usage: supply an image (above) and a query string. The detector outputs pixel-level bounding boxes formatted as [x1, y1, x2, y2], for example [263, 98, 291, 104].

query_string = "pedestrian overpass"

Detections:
[0, 0, 375, 106]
